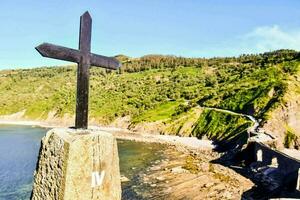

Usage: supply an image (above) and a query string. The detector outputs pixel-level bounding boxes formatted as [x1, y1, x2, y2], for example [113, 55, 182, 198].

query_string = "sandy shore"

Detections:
[0, 119, 215, 151]
[0, 119, 56, 128]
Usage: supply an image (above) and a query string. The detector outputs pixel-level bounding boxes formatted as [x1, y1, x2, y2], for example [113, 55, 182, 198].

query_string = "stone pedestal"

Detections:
[31, 128, 121, 200]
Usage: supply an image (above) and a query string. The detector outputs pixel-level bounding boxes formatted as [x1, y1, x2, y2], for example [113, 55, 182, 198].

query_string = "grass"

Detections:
[0, 50, 299, 145]
[192, 109, 252, 144]
[132, 100, 182, 123]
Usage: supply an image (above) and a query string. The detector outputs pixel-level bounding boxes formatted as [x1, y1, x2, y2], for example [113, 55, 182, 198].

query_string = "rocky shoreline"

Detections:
[121, 145, 254, 199]
[0, 118, 256, 199]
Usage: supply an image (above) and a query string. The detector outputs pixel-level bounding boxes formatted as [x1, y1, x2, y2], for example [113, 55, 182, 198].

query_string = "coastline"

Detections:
[0, 119, 215, 152]
[0, 119, 56, 128]
[0, 119, 252, 199]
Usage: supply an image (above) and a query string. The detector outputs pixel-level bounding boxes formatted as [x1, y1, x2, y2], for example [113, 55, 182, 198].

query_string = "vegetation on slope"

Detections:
[0, 49, 299, 146]
[284, 126, 298, 148]
[192, 110, 252, 148]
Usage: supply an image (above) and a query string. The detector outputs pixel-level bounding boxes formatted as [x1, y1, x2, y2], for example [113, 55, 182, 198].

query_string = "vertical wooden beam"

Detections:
[76, 12, 92, 129]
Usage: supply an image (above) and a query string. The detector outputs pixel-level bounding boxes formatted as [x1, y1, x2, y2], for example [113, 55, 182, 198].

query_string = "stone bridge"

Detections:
[244, 141, 300, 190]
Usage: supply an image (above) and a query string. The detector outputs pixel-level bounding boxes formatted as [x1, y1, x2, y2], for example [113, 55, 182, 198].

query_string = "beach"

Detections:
[0, 118, 215, 152]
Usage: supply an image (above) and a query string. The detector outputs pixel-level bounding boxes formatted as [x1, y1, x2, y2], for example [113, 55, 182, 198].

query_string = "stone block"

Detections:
[31, 128, 121, 200]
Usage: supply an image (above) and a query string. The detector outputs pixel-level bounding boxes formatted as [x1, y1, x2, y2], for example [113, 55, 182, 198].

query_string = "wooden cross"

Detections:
[36, 11, 121, 129]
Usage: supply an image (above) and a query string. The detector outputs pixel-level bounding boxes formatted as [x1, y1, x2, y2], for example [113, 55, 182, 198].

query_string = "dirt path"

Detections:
[200, 106, 276, 142]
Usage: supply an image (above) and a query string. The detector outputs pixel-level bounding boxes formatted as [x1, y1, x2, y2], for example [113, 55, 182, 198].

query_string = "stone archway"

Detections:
[257, 149, 263, 162]
[271, 157, 278, 167]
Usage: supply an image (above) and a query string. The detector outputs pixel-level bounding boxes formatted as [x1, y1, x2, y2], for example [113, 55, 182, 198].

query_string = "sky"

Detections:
[1, 0, 300, 69]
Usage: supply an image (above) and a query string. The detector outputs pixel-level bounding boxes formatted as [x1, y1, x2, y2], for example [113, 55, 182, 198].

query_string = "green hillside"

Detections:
[1, 49, 299, 146]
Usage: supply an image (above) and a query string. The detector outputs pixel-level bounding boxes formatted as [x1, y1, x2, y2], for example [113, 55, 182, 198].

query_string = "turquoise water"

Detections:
[0, 125, 164, 200]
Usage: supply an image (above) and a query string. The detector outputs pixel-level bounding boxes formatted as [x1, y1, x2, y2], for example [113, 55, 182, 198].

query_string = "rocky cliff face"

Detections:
[263, 71, 300, 149]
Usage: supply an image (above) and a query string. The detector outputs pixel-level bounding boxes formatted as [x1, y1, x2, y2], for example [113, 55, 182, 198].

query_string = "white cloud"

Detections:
[242, 25, 300, 53]
[185, 25, 300, 58]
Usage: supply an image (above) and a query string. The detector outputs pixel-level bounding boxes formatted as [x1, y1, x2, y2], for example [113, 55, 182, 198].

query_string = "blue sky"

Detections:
[1, 0, 300, 69]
